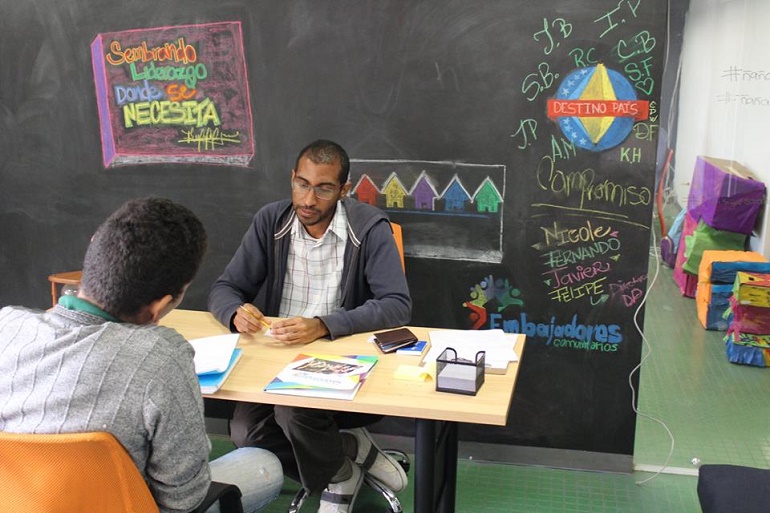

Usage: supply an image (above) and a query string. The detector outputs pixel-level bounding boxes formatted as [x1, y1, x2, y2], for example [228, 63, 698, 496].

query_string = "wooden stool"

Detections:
[47, 270, 82, 307]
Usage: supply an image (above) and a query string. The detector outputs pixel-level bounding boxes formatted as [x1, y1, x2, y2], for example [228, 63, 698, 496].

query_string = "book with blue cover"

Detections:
[264, 354, 378, 400]
[198, 348, 243, 394]
[396, 340, 428, 355]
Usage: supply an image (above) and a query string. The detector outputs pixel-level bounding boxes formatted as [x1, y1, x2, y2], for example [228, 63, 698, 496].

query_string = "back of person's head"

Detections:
[80, 197, 207, 319]
[295, 139, 350, 184]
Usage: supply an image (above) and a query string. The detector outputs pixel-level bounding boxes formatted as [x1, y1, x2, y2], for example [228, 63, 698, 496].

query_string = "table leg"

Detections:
[414, 419, 459, 513]
[438, 422, 458, 513]
[415, 419, 436, 513]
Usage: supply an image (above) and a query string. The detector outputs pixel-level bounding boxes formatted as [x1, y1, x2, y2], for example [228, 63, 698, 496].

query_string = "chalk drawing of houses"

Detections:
[381, 172, 409, 208]
[352, 175, 379, 206]
[409, 170, 439, 210]
[473, 176, 503, 213]
[440, 174, 472, 211]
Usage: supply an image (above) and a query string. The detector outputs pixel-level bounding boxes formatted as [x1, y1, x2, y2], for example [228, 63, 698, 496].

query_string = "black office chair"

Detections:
[697, 464, 770, 513]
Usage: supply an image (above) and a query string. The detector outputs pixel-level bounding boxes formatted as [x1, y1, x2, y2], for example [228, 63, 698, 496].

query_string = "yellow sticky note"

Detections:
[394, 364, 433, 381]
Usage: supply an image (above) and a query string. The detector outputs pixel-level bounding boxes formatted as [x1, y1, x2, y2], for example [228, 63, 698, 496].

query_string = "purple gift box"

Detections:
[687, 157, 766, 235]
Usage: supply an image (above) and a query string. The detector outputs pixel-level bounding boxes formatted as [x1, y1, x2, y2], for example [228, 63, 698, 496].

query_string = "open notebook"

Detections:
[197, 349, 243, 394]
[188, 334, 242, 393]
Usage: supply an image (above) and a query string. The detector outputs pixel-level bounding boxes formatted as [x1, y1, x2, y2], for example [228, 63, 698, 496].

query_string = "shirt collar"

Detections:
[329, 202, 348, 241]
[292, 201, 348, 243]
[58, 295, 121, 322]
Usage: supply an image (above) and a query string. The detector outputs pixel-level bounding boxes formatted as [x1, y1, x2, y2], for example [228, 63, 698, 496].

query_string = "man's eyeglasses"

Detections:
[291, 180, 340, 201]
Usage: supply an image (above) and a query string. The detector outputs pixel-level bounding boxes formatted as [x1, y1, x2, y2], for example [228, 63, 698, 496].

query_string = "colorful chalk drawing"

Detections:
[489, 311, 623, 352]
[91, 22, 254, 167]
[546, 63, 649, 151]
[462, 274, 624, 352]
[462, 274, 524, 329]
[535, 219, 617, 307]
[350, 160, 505, 263]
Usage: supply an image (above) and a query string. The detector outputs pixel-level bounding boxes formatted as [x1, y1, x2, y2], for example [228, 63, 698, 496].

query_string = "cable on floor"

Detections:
[629, 224, 677, 485]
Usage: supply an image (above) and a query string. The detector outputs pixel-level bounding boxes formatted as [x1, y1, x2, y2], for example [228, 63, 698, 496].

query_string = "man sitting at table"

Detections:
[0, 197, 283, 513]
[209, 139, 412, 513]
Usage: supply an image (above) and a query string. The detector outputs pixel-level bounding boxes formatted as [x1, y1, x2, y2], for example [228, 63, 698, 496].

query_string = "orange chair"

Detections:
[390, 222, 405, 272]
[0, 431, 243, 513]
[47, 270, 82, 308]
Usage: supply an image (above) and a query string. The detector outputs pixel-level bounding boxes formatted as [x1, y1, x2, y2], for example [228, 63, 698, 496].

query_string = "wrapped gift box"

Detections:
[673, 211, 699, 297]
[733, 272, 770, 308]
[710, 259, 770, 283]
[725, 333, 770, 368]
[687, 156, 766, 235]
[682, 220, 746, 275]
[697, 250, 769, 291]
[695, 251, 768, 330]
[696, 283, 732, 330]
[728, 297, 770, 335]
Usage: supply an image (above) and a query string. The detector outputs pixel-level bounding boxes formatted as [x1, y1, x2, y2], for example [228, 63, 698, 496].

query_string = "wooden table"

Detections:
[161, 309, 525, 513]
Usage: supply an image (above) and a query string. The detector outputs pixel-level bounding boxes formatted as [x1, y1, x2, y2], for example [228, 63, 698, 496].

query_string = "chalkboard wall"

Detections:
[0, 0, 667, 465]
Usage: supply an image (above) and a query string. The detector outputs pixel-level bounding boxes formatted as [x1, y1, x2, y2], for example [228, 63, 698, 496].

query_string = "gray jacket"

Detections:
[208, 198, 411, 338]
[0, 305, 211, 513]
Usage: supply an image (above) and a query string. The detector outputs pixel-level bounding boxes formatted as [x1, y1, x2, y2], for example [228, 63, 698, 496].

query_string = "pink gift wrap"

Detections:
[673, 211, 699, 297]
[729, 299, 770, 335]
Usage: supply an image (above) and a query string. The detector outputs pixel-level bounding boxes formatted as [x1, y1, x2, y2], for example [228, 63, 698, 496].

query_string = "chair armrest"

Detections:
[191, 481, 243, 513]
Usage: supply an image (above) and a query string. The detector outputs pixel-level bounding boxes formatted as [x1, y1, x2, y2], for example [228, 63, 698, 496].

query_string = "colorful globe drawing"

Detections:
[549, 64, 645, 152]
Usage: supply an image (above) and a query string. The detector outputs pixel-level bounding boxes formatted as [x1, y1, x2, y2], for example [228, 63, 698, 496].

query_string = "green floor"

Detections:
[210, 250, 770, 512]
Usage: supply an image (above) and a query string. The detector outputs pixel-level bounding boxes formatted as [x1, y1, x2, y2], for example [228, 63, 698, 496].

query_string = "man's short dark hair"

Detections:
[294, 139, 350, 184]
[80, 197, 207, 318]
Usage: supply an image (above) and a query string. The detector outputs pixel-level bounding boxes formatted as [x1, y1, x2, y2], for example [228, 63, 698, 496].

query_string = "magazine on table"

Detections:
[264, 353, 378, 400]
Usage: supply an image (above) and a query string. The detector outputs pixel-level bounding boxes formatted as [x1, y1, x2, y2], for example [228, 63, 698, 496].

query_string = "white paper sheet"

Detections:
[189, 333, 239, 375]
[423, 329, 519, 372]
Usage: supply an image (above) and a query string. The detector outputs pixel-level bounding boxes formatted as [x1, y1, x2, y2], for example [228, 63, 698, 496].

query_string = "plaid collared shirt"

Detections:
[278, 203, 348, 318]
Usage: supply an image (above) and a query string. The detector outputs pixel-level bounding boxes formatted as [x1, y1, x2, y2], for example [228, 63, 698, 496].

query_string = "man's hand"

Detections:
[233, 304, 270, 334]
[270, 316, 329, 345]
